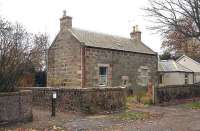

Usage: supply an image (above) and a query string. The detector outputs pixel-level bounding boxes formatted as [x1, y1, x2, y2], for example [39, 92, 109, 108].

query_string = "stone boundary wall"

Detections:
[21, 87, 126, 113]
[0, 90, 33, 126]
[154, 84, 200, 103]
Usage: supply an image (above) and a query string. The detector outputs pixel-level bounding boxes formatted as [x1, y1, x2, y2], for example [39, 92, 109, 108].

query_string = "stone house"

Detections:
[158, 60, 194, 86]
[47, 11, 158, 88]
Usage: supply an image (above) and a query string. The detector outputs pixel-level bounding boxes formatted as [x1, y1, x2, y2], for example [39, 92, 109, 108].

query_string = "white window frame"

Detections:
[138, 66, 150, 87]
[140, 68, 149, 86]
[98, 64, 109, 87]
[185, 73, 189, 85]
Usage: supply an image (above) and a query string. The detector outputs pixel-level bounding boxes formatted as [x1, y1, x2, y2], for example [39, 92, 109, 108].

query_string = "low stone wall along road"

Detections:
[21, 87, 126, 113]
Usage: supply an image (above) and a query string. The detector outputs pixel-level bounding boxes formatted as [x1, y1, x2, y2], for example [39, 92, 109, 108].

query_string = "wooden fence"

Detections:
[154, 84, 200, 104]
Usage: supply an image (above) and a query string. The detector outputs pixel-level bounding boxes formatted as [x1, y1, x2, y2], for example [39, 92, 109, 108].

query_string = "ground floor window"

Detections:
[99, 66, 108, 86]
[159, 74, 163, 84]
[121, 76, 129, 87]
[139, 68, 149, 86]
[185, 73, 189, 84]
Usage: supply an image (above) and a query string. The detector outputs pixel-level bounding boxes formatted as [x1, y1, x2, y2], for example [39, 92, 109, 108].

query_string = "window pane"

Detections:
[99, 66, 108, 86]
[99, 67, 107, 75]
[159, 75, 163, 84]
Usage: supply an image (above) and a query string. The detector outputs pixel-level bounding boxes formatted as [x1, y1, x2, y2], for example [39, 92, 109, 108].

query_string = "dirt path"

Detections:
[2, 106, 200, 131]
[114, 106, 200, 131]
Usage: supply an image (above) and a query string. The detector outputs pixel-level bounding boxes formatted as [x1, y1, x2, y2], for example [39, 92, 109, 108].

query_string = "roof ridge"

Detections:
[176, 54, 200, 66]
[70, 27, 131, 40]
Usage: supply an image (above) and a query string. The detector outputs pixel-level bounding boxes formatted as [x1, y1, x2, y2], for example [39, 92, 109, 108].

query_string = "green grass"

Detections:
[180, 101, 200, 109]
[112, 96, 151, 121]
[126, 96, 152, 110]
[112, 111, 150, 121]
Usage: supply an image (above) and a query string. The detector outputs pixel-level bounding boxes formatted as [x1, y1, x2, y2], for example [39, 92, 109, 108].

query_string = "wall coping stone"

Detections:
[0, 90, 32, 96]
[20, 87, 126, 91]
[158, 84, 199, 89]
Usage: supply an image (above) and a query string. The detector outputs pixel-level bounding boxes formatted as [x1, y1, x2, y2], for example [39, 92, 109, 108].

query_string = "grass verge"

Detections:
[112, 111, 150, 121]
[179, 101, 200, 109]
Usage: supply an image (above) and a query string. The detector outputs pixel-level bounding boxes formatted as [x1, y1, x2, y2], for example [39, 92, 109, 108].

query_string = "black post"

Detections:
[52, 98, 56, 117]
[51, 92, 56, 117]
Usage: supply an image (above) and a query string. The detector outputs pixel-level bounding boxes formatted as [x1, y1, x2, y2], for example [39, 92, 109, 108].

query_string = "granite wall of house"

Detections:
[47, 30, 82, 87]
[21, 87, 126, 114]
[84, 47, 158, 88]
[47, 28, 158, 88]
[0, 90, 33, 126]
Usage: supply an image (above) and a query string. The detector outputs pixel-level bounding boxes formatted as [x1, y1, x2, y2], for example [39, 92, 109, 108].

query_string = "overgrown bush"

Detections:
[141, 96, 153, 105]
[0, 17, 49, 92]
[127, 86, 153, 105]
[134, 86, 147, 103]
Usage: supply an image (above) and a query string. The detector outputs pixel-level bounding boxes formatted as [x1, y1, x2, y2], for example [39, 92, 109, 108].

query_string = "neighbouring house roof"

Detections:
[69, 28, 156, 55]
[176, 54, 200, 73]
[158, 60, 193, 73]
[176, 54, 200, 66]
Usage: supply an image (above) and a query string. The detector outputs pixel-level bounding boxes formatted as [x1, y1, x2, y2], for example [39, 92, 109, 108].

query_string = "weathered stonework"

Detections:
[21, 87, 126, 113]
[47, 29, 82, 87]
[84, 47, 158, 88]
[0, 90, 33, 126]
[48, 40, 157, 88]
[47, 14, 158, 88]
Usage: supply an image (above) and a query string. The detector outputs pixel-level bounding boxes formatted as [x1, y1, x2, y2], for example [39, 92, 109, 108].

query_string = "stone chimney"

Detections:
[130, 25, 141, 41]
[60, 10, 72, 30]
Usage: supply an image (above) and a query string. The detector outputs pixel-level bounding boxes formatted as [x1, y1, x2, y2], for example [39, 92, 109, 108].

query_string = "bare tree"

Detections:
[144, 0, 200, 40]
[31, 33, 49, 71]
[0, 17, 49, 92]
[0, 18, 33, 92]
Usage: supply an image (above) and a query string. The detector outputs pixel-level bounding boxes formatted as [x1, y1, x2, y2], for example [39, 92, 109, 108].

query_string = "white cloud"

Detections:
[0, 0, 162, 52]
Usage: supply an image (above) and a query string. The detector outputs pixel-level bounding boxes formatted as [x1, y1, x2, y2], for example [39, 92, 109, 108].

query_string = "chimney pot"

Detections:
[63, 10, 66, 17]
[60, 10, 72, 30]
[130, 25, 141, 41]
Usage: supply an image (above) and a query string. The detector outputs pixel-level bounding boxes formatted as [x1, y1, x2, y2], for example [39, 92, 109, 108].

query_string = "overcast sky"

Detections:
[0, 0, 162, 53]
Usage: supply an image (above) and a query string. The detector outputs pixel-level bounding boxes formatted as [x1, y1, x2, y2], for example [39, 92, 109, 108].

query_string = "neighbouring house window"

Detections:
[99, 66, 108, 86]
[185, 73, 189, 84]
[159, 74, 163, 84]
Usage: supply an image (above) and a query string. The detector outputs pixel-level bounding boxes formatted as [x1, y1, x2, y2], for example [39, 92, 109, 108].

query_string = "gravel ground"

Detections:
[1, 105, 200, 131]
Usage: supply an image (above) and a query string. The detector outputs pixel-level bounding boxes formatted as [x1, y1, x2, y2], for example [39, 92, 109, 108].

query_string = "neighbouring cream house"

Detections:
[158, 60, 194, 86]
[176, 55, 200, 83]
[47, 11, 158, 88]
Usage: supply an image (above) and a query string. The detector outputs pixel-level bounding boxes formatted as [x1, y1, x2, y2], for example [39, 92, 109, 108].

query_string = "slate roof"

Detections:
[69, 28, 156, 55]
[158, 60, 193, 73]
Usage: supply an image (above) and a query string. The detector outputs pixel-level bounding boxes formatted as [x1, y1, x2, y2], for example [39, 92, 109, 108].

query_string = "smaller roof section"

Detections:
[158, 60, 193, 73]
